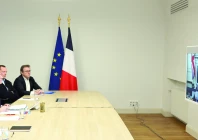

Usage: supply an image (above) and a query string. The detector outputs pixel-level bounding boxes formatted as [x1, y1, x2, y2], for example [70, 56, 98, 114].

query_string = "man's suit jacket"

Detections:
[0, 79, 19, 105]
[13, 75, 42, 98]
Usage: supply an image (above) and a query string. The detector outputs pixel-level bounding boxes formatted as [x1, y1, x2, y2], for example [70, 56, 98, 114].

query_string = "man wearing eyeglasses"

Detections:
[13, 65, 43, 98]
[0, 65, 19, 105]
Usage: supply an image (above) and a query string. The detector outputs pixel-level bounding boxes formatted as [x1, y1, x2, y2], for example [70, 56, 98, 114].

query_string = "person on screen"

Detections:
[0, 65, 19, 105]
[190, 83, 198, 102]
[13, 65, 43, 98]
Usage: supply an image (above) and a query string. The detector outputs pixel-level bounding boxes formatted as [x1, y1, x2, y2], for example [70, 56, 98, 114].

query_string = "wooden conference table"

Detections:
[1, 91, 134, 140]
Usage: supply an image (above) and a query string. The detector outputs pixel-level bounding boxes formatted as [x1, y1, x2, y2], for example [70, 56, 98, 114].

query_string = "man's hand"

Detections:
[0, 105, 10, 112]
[34, 89, 40, 95]
[39, 90, 44, 94]
[34, 89, 44, 95]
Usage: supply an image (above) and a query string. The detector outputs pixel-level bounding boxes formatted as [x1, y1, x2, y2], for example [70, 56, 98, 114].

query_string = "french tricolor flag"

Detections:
[60, 27, 78, 90]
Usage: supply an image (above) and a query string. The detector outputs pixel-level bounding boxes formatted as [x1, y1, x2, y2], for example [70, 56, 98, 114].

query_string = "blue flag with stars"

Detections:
[48, 27, 64, 90]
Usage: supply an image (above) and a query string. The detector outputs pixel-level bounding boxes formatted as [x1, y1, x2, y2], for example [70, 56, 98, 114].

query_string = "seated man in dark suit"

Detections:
[13, 65, 43, 98]
[0, 65, 19, 105]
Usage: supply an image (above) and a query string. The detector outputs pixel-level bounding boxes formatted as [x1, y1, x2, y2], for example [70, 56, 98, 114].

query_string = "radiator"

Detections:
[171, 88, 188, 123]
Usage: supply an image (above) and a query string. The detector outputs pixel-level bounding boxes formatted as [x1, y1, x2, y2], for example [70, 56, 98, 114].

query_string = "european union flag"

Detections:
[48, 27, 64, 90]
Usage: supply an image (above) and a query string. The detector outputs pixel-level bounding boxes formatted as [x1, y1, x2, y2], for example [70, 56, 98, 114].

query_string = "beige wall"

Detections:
[0, 0, 165, 110]
[164, 0, 198, 138]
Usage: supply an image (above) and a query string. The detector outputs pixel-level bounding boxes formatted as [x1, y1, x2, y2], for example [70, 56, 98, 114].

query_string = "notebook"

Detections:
[56, 98, 68, 102]
[10, 126, 31, 132]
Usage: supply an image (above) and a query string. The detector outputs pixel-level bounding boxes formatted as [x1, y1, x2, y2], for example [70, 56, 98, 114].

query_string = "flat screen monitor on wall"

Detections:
[186, 46, 198, 104]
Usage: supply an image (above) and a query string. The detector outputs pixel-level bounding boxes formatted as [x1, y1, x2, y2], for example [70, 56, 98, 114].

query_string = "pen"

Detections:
[11, 132, 14, 137]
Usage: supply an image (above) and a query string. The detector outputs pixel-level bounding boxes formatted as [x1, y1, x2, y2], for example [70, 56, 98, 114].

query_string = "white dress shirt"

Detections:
[23, 76, 34, 95]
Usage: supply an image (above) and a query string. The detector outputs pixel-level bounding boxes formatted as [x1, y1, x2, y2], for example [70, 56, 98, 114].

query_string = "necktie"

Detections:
[2, 79, 8, 91]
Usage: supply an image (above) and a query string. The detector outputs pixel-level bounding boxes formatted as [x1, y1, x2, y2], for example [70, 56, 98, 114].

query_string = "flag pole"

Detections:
[67, 15, 71, 28]
[58, 14, 61, 27]
[48, 14, 64, 90]
[60, 14, 78, 90]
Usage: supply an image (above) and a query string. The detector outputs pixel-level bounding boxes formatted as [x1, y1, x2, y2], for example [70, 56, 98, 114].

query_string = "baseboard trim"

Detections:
[116, 108, 162, 114]
[186, 124, 198, 139]
[161, 110, 173, 117]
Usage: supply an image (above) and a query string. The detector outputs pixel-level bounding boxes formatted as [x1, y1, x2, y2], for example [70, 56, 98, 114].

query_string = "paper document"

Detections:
[0, 116, 20, 121]
[29, 102, 40, 110]
[9, 104, 27, 110]
[19, 98, 34, 101]
[0, 111, 20, 115]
